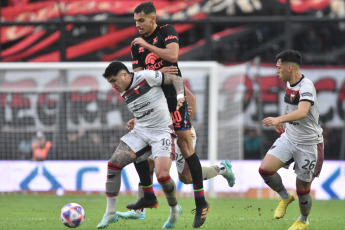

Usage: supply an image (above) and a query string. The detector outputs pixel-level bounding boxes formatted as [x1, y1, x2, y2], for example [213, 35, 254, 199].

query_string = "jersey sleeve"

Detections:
[131, 43, 144, 69]
[159, 24, 179, 46]
[144, 70, 163, 87]
[299, 81, 315, 105]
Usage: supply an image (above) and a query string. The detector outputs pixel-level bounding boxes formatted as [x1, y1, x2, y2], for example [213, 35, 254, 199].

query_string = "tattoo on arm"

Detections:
[110, 141, 136, 167]
[163, 73, 184, 95]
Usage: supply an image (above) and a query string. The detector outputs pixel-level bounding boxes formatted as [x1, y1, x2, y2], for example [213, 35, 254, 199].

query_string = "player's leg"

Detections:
[118, 158, 155, 220]
[288, 178, 312, 230]
[289, 142, 323, 230]
[176, 129, 209, 228]
[126, 158, 159, 211]
[259, 134, 295, 219]
[155, 156, 182, 229]
[170, 94, 208, 228]
[97, 141, 137, 229]
[175, 127, 236, 186]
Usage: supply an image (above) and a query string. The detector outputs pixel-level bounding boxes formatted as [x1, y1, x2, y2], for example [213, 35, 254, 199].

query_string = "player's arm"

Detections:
[262, 101, 311, 127]
[163, 73, 185, 110]
[132, 38, 179, 63]
[185, 87, 196, 121]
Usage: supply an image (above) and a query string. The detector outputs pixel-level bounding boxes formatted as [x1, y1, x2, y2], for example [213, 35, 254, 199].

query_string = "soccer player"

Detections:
[259, 50, 324, 230]
[118, 122, 235, 228]
[126, 2, 235, 228]
[96, 61, 185, 229]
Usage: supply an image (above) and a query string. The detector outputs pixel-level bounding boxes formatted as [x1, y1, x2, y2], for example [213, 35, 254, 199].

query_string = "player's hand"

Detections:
[274, 123, 285, 134]
[126, 119, 136, 130]
[176, 97, 185, 111]
[131, 37, 147, 48]
[262, 117, 280, 127]
[159, 66, 178, 75]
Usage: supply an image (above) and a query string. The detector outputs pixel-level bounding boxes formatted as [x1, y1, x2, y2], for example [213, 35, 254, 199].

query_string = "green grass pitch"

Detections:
[0, 194, 344, 230]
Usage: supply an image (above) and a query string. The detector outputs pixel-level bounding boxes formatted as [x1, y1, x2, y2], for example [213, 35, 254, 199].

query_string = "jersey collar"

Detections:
[290, 74, 304, 87]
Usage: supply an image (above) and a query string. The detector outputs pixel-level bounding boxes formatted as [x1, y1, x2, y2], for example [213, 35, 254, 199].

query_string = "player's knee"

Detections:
[155, 168, 170, 179]
[259, 167, 274, 179]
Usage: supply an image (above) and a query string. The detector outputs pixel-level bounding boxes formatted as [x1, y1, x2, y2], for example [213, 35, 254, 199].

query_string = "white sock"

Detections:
[168, 205, 180, 223]
[298, 214, 308, 223]
[105, 197, 117, 215]
[278, 188, 290, 199]
[218, 165, 226, 175]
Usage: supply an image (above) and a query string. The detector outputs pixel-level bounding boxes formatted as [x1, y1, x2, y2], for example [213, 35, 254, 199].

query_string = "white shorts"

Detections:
[148, 126, 197, 174]
[121, 125, 176, 163]
[267, 133, 324, 182]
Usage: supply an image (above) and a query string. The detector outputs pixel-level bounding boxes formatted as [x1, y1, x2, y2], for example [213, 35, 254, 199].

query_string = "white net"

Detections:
[0, 62, 244, 161]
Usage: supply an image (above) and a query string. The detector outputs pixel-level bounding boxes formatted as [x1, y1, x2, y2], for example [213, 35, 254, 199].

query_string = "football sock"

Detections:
[105, 196, 117, 214]
[185, 153, 206, 207]
[134, 160, 152, 187]
[105, 162, 123, 197]
[217, 165, 227, 175]
[297, 190, 312, 223]
[259, 168, 288, 198]
[278, 188, 290, 199]
[158, 175, 178, 207]
[134, 160, 156, 200]
[201, 166, 219, 180]
[169, 205, 180, 223]
[142, 184, 155, 199]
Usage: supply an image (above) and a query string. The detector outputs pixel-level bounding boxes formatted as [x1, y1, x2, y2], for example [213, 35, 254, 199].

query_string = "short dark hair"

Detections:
[103, 61, 129, 78]
[275, 50, 302, 66]
[134, 1, 156, 15]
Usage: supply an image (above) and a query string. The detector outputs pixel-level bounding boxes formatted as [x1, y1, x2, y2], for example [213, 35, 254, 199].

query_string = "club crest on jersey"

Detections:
[134, 86, 140, 95]
[139, 47, 144, 53]
[290, 94, 295, 103]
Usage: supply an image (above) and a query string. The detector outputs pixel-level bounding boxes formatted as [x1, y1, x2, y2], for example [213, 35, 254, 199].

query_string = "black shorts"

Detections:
[166, 97, 191, 131]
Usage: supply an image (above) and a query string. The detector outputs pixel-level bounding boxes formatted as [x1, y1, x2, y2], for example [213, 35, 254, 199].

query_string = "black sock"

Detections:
[185, 153, 206, 207]
[134, 160, 155, 199]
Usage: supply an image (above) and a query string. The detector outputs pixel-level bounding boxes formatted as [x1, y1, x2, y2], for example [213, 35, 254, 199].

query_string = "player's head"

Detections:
[275, 50, 302, 66]
[275, 50, 302, 81]
[134, 1, 157, 36]
[103, 61, 131, 92]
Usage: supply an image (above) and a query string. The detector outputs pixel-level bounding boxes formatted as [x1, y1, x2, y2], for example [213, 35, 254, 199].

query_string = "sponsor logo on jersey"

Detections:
[153, 37, 158, 44]
[145, 52, 164, 70]
[136, 108, 154, 120]
[288, 121, 300, 126]
[155, 71, 160, 78]
[301, 92, 313, 97]
[269, 145, 276, 150]
[133, 102, 150, 112]
[165, 35, 178, 42]
[132, 60, 138, 65]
